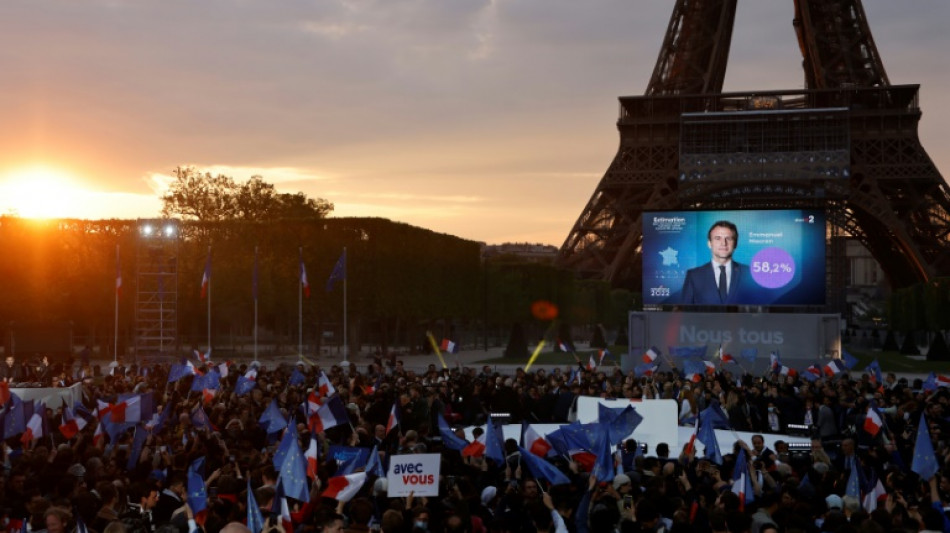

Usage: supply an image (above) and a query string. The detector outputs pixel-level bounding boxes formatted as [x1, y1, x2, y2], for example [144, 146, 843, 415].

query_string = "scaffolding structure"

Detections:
[134, 219, 180, 360]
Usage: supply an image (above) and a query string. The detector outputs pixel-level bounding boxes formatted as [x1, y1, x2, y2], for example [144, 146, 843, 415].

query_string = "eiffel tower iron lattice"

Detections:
[556, 0, 950, 301]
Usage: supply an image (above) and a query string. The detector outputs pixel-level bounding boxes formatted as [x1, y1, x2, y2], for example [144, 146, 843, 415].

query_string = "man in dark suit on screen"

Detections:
[680, 220, 752, 305]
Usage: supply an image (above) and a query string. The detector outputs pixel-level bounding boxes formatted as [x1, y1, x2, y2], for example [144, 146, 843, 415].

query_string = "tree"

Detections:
[161, 167, 239, 221]
[162, 167, 333, 223]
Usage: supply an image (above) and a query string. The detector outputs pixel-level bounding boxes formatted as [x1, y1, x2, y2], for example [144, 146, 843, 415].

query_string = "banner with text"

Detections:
[627, 311, 841, 374]
[387, 453, 441, 497]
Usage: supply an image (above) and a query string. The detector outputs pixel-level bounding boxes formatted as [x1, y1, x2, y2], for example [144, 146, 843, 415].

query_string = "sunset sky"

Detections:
[0, 1, 947, 246]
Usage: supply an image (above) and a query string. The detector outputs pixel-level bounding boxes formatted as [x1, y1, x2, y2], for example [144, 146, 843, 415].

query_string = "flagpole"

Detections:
[207, 245, 212, 353]
[114, 244, 120, 364]
[254, 246, 259, 363]
[342, 246, 348, 365]
[299, 246, 304, 358]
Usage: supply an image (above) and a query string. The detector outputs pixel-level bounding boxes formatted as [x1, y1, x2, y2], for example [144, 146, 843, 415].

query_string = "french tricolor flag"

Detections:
[558, 340, 573, 353]
[823, 359, 846, 377]
[321, 472, 367, 503]
[523, 424, 553, 457]
[439, 338, 457, 353]
[110, 396, 143, 424]
[277, 491, 292, 533]
[643, 346, 660, 363]
[863, 406, 883, 437]
[21, 402, 46, 444]
[587, 354, 597, 371]
[59, 406, 88, 440]
[937, 375, 950, 387]
[299, 251, 311, 299]
[313, 396, 348, 433]
[720, 352, 736, 364]
[318, 371, 336, 398]
[194, 349, 210, 365]
[93, 421, 105, 447]
[200, 249, 212, 299]
[202, 389, 216, 405]
[703, 361, 716, 374]
[776, 365, 797, 377]
[306, 433, 319, 480]
[462, 434, 486, 458]
[386, 402, 400, 435]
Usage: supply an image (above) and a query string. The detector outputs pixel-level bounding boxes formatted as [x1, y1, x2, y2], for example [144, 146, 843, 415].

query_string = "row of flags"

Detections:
[437, 402, 644, 486]
[634, 344, 874, 384]
[115, 246, 347, 300]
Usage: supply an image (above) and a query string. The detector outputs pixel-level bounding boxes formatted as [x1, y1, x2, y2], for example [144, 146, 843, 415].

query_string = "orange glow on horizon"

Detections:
[0, 166, 88, 219]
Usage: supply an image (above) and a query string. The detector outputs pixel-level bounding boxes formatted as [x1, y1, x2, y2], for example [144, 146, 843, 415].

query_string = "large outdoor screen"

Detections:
[642, 209, 826, 307]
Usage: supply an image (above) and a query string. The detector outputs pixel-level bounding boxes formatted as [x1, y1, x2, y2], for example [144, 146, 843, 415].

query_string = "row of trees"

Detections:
[885, 277, 950, 360]
[0, 171, 636, 360]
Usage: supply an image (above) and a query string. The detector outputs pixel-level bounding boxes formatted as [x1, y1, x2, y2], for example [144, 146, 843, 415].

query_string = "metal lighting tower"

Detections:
[134, 219, 180, 362]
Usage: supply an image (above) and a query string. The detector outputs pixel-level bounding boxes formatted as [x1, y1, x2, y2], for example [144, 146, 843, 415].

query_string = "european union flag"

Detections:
[483, 419, 505, 466]
[365, 445, 385, 477]
[276, 430, 310, 502]
[2, 393, 26, 438]
[191, 405, 214, 432]
[273, 427, 296, 471]
[167, 360, 194, 383]
[739, 348, 757, 364]
[326, 249, 346, 292]
[517, 445, 570, 485]
[590, 426, 615, 482]
[126, 424, 148, 471]
[438, 412, 469, 452]
[259, 400, 288, 434]
[911, 412, 939, 481]
[923, 372, 938, 392]
[845, 455, 862, 500]
[607, 405, 644, 445]
[699, 401, 732, 430]
[247, 479, 264, 533]
[191, 370, 221, 392]
[842, 351, 859, 370]
[187, 457, 208, 523]
[288, 369, 306, 387]
[866, 359, 883, 385]
[235, 375, 257, 396]
[697, 413, 722, 464]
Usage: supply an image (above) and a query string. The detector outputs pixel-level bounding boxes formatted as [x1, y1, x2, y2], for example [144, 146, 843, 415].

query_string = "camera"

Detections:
[623, 495, 633, 509]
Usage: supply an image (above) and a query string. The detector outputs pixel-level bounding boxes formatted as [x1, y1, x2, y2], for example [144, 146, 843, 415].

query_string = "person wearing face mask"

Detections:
[410, 509, 430, 533]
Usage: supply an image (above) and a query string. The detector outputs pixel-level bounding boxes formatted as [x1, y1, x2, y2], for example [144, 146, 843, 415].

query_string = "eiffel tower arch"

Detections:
[556, 0, 950, 305]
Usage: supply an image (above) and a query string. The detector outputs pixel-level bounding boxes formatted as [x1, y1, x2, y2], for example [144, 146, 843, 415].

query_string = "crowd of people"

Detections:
[1, 351, 950, 533]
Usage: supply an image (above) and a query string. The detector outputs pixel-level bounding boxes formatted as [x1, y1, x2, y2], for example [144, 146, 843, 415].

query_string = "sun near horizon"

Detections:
[0, 165, 162, 221]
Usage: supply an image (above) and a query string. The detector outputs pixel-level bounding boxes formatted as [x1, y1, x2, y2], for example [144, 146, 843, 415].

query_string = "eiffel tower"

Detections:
[556, 0, 950, 303]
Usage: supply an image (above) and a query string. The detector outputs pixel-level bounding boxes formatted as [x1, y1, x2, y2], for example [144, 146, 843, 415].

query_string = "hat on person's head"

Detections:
[612, 473, 632, 490]
[825, 494, 843, 510]
[67, 464, 86, 478]
[481, 486, 497, 506]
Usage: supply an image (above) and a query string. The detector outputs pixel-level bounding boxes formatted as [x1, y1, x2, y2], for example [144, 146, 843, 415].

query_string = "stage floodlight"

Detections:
[142, 224, 153, 236]
[164, 225, 176, 237]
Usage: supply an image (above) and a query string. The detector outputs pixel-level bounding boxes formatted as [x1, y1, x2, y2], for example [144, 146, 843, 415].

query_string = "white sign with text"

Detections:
[387, 453, 441, 497]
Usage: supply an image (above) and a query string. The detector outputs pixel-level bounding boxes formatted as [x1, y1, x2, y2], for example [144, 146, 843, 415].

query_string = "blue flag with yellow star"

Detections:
[276, 429, 310, 502]
[187, 457, 208, 524]
[247, 479, 264, 533]
[911, 412, 939, 481]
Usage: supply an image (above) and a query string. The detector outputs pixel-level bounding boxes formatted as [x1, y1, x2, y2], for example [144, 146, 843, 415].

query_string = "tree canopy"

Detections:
[161, 167, 333, 222]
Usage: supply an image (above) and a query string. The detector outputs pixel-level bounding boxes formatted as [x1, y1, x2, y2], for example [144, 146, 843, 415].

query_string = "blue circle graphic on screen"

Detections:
[750, 247, 795, 289]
